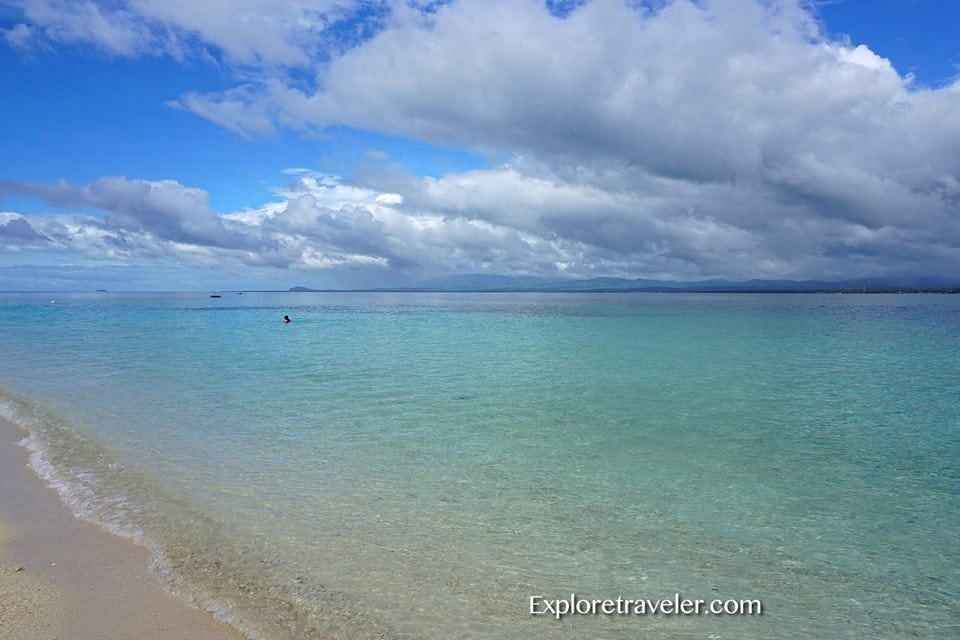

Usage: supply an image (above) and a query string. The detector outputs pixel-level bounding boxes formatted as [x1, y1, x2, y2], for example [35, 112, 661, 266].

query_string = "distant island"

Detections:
[288, 275, 960, 294]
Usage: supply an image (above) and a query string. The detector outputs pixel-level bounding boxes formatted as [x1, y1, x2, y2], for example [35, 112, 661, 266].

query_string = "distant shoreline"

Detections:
[2, 288, 959, 295]
[283, 287, 960, 294]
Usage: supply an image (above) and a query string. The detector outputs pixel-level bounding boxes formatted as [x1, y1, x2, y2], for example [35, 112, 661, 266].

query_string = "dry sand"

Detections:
[0, 417, 245, 640]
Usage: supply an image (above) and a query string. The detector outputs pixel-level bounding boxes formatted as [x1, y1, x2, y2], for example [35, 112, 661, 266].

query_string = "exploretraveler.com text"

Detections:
[529, 593, 764, 619]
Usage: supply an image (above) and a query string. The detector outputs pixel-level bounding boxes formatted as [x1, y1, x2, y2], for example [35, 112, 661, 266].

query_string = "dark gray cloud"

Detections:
[0, 216, 48, 244]
[1, 177, 268, 251]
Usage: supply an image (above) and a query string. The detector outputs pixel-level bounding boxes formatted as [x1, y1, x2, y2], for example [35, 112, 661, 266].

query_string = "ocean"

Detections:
[0, 291, 957, 639]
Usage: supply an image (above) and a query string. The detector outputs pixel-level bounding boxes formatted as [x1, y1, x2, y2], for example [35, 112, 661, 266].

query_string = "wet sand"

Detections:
[0, 417, 245, 640]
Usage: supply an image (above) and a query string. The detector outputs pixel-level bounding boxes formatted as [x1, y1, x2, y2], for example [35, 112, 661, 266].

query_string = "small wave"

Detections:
[1, 393, 146, 544]
[0, 391, 265, 640]
[0, 389, 392, 640]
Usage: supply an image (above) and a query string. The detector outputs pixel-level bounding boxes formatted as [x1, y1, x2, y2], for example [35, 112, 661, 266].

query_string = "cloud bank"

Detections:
[3, 0, 960, 284]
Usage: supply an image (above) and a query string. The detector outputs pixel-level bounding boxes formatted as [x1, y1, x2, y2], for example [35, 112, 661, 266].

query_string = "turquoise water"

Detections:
[0, 292, 958, 639]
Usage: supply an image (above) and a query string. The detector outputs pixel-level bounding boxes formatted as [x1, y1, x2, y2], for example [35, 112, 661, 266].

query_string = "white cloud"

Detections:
[5, 0, 159, 57]
[4, 0, 960, 281]
[7, 164, 958, 285]
[173, 0, 957, 278]
[2, 0, 363, 64]
[3, 173, 708, 281]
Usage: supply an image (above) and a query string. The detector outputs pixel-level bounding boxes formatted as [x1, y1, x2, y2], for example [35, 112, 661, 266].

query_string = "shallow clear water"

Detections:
[1, 292, 958, 639]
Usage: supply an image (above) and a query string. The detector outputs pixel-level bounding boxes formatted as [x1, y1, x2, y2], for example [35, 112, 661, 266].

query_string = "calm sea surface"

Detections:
[0, 292, 957, 639]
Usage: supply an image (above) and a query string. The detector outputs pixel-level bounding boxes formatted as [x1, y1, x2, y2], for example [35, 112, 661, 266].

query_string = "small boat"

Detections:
[210, 294, 222, 298]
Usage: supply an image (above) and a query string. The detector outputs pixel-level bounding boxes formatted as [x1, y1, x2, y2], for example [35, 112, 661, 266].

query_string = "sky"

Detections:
[1, 0, 958, 290]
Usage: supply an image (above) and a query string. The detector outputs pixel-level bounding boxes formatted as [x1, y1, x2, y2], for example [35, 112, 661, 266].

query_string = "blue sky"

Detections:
[817, 0, 959, 87]
[0, 45, 486, 213]
[1, 0, 959, 290]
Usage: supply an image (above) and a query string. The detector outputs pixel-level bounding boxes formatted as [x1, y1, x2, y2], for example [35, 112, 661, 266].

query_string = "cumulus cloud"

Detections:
[4, 172, 703, 282]
[7, 164, 955, 285]
[4, 0, 960, 281]
[167, 0, 960, 279]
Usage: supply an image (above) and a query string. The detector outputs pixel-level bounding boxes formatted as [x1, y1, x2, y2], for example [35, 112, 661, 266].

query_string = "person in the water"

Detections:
[283, 315, 291, 324]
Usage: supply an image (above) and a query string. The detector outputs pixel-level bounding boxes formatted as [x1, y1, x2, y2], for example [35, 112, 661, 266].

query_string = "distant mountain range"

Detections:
[289, 274, 960, 293]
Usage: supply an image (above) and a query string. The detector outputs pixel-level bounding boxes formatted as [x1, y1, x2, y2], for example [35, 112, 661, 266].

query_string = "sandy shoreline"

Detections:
[0, 417, 245, 640]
